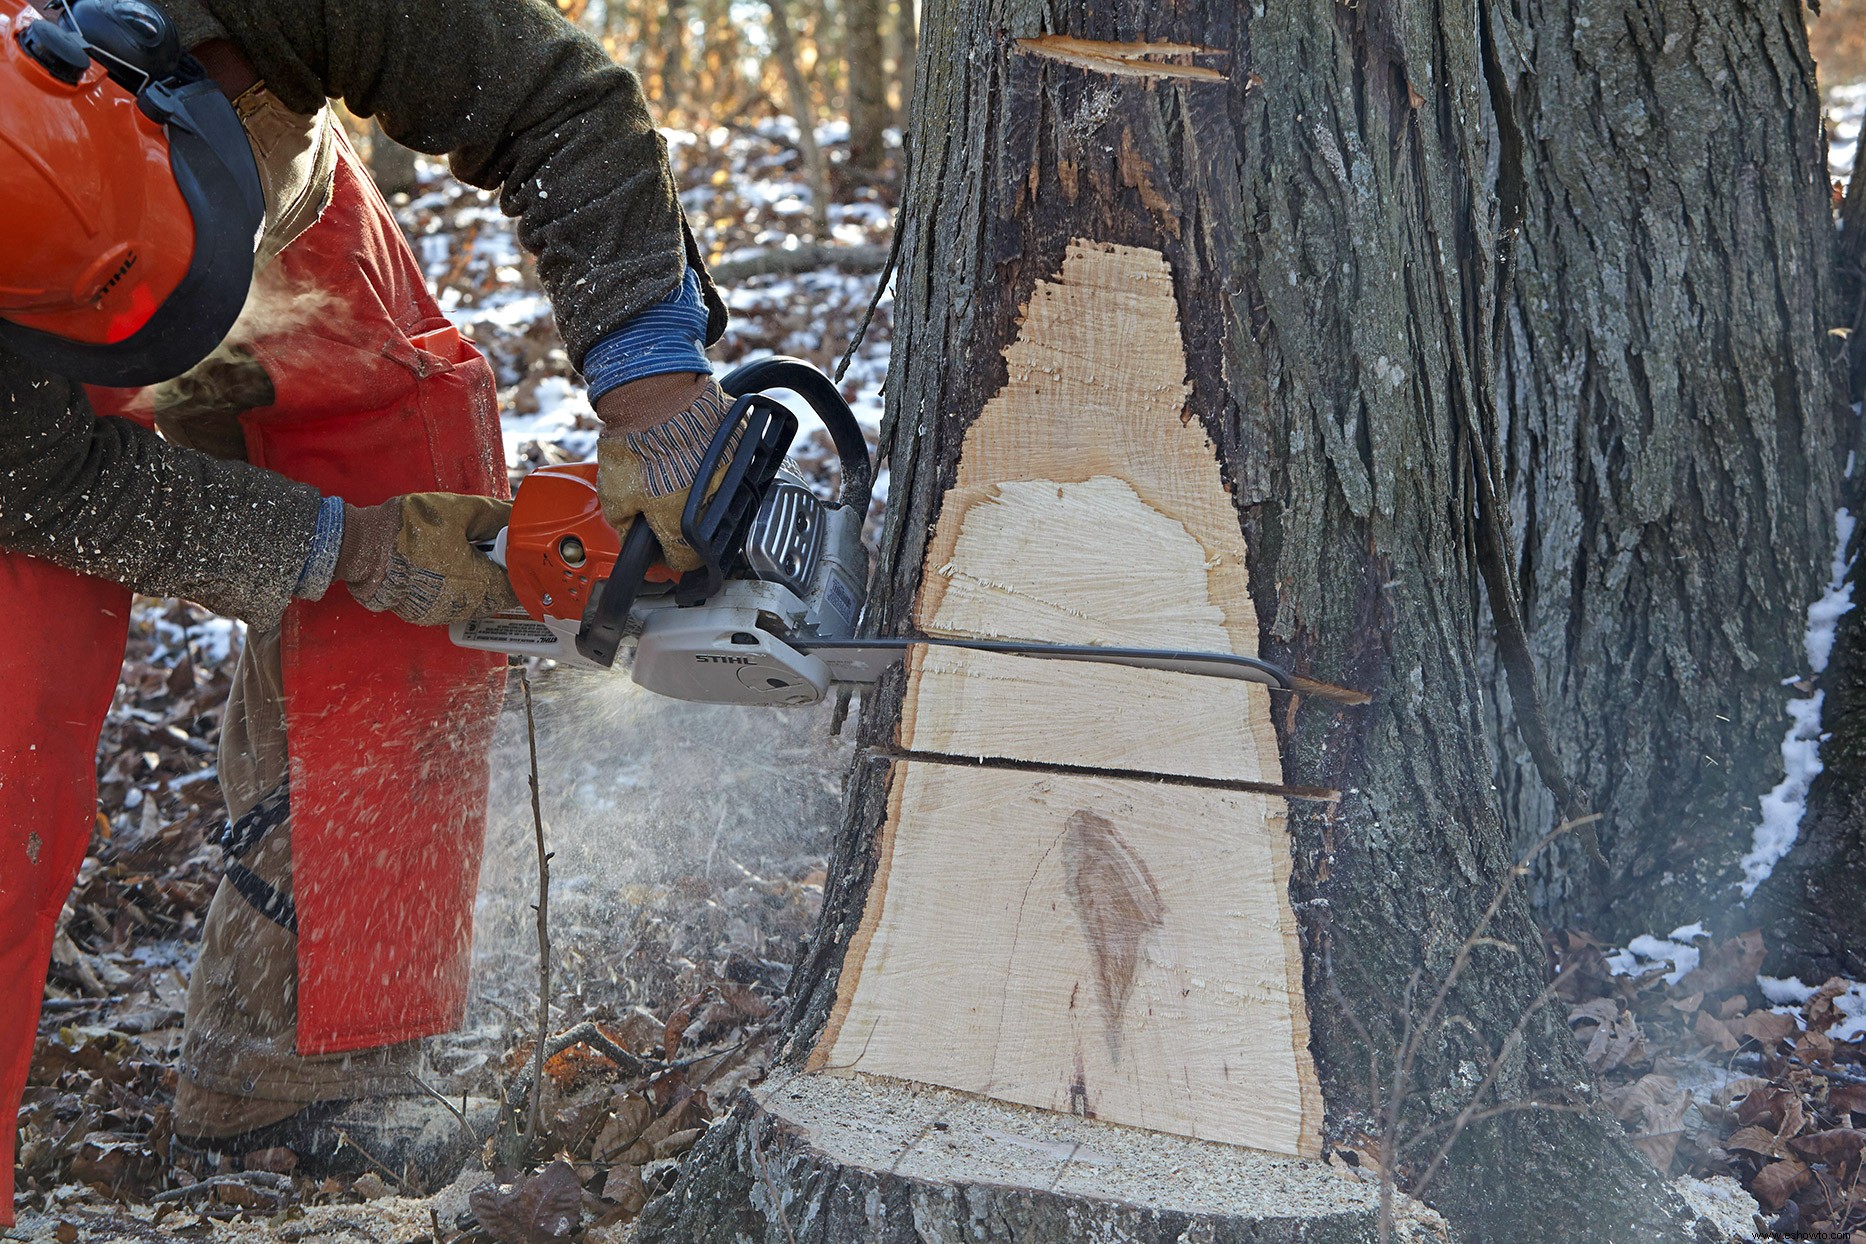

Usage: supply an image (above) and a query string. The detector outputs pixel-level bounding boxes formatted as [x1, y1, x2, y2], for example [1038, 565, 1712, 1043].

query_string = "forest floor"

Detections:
[10, 91, 1866, 1244]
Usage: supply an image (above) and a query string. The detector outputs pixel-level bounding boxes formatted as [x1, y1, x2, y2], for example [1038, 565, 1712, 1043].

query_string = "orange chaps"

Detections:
[1, 131, 506, 1225]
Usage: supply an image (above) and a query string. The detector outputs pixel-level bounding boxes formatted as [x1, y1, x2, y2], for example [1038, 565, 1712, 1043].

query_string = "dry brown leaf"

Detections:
[1732, 1010, 1800, 1048]
[1676, 930, 1764, 996]
[592, 1093, 656, 1163]
[1694, 1009, 1739, 1053]
[1807, 978, 1854, 1034]
[1750, 1157, 1810, 1210]
[1787, 1127, 1865, 1173]
[1665, 991, 1704, 1015]
[1569, 998, 1620, 1027]
[1726, 1124, 1789, 1157]
[1716, 1076, 1771, 1107]
[1829, 1082, 1866, 1119]
[469, 1160, 584, 1244]
[600, 1163, 647, 1216]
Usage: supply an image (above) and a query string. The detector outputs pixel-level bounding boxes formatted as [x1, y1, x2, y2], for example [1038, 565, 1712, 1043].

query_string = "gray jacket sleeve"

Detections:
[167, 0, 727, 368]
[0, 358, 322, 627]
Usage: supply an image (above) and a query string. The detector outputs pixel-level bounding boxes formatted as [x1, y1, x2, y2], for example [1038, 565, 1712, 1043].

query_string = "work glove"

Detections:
[594, 371, 736, 574]
[335, 492, 518, 626]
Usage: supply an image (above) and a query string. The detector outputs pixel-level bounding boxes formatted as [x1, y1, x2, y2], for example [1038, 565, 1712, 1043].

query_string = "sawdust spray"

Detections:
[463, 666, 852, 1043]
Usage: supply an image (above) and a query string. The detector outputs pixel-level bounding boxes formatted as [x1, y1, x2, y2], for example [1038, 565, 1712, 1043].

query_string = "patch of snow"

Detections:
[1674, 1175, 1760, 1242]
[1830, 81, 1865, 184]
[501, 375, 597, 468]
[1758, 974, 1819, 1005]
[1835, 981, 1866, 1042]
[1608, 926, 1706, 984]
[1739, 505, 1856, 895]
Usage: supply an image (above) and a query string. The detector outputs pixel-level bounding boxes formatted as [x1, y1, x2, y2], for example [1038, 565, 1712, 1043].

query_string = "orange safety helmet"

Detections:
[0, 0, 262, 386]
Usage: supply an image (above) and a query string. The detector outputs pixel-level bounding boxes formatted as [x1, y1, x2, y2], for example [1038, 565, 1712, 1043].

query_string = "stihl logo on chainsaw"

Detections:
[693, 654, 755, 665]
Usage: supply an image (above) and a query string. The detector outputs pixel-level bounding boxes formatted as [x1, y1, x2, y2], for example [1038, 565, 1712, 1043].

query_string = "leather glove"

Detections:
[595, 371, 736, 573]
[335, 492, 518, 626]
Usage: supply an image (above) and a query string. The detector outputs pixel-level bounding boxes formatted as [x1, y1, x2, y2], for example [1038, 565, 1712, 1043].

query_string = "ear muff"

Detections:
[0, 0, 262, 387]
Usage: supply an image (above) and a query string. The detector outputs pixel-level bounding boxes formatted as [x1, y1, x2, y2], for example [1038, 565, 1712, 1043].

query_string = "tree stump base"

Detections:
[640, 1072, 1447, 1243]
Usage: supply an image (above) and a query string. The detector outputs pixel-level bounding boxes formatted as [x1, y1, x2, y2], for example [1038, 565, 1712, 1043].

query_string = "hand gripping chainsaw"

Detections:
[449, 357, 1293, 707]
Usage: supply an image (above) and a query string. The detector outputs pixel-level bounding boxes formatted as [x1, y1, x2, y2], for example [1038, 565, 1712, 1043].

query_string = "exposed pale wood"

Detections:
[815, 238, 1324, 1159]
[813, 760, 1323, 1158]
[898, 642, 1283, 784]
[640, 1071, 1442, 1243]
[915, 239, 1263, 666]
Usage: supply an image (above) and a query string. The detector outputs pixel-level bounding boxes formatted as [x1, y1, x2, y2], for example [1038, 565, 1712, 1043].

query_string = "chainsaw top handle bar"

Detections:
[574, 357, 871, 669]
[717, 356, 872, 514]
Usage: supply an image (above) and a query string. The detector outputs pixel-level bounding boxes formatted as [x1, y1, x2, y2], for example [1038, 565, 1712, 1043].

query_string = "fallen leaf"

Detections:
[1677, 930, 1764, 996]
[601, 1163, 647, 1215]
[1694, 1010, 1739, 1053]
[470, 1159, 584, 1244]
[1787, 1127, 1865, 1174]
[1750, 1157, 1810, 1210]
[1806, 978, 1854, 1034]
[1732, 1010, 1800, 1048]
[1828, 1082, 1866, 1119]
[1726, 1124, 1789, 1157]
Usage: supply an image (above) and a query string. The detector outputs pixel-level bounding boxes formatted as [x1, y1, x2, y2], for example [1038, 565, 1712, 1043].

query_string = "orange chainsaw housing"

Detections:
[504, 462, 677, 622]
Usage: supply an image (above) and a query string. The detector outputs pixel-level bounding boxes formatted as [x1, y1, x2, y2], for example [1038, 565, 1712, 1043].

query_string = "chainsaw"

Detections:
[449, 357, 1293, 706]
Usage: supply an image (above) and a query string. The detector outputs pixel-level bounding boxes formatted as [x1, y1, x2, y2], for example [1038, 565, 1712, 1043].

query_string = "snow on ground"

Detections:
[1831, 81, 1865, 183]
[1739, 501, 1856, 895]
[1605, 921, 1707, 984]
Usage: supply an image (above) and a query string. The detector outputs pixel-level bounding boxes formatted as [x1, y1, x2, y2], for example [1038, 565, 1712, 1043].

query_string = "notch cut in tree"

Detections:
[813, 243, 1321, 1162]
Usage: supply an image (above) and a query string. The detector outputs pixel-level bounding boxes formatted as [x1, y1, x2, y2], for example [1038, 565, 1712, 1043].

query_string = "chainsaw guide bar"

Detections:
[451, 357, 1295, 706]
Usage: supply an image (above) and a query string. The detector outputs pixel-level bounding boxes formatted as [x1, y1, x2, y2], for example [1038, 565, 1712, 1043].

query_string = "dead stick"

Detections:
[522, 668, 552, 1148]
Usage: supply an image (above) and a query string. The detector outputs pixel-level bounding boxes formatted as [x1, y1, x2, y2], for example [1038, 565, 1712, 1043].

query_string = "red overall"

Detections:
[1, 131, 506, 1224]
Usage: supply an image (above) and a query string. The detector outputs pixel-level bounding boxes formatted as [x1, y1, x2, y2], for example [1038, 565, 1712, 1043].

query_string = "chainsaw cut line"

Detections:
[1016, 35, 1227, 82]
[875, 746, 1342, 802]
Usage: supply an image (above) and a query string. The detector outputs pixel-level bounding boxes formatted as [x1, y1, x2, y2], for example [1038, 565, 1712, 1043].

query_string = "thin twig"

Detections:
[833, 214, 904, 383]
[335, 1127, 416, 1195]
[522, 669, 552, 1147]
[149, 1173, 290, 1204]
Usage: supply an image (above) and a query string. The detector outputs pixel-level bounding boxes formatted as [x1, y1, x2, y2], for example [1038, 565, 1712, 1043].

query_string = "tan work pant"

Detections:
[173, 629, 424, 1138]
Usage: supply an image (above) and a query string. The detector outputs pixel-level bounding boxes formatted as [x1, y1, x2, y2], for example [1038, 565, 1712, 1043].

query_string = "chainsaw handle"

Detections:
[575, 517, 662, 669]
[718, 356, 872, 513]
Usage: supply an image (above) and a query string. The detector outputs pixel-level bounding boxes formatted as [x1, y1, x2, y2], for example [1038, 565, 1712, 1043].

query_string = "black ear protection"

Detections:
[1, 0, 266, 388]
[17, 0, 185, 93]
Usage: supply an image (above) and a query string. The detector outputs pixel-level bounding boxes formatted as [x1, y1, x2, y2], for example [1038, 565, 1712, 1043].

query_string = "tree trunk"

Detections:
[846, 0, 889, 171]
[1480, 0, 1848, 944]
[637, 0, 1735, 1239]
[655, 0, 688, 116]
[766, 0, 832, 237]
[1754, 164, 1866, 979]
[366, 120, 420, 198]
[891, 0, 916, 131]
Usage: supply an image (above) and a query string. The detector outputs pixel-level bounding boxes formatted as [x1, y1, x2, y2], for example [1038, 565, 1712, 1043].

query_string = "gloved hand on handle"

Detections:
[584, 266, 734, 573]
[594, 371, 735, 573]
[334, 493, 518, 625]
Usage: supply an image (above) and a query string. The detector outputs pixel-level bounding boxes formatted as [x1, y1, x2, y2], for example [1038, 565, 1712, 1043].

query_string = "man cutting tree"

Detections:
[0, 0, 733, 1218]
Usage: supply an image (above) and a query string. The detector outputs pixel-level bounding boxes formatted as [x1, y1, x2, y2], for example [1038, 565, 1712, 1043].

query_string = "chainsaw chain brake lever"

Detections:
[575, 357, 872, 669]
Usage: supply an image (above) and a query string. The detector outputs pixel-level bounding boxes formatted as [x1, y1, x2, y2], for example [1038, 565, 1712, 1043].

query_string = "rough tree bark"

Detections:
[846, 0, 890, 171]
[1755, 165, 1866, 978]
[636, 0, 1737, 1239]
[1480, 0, 1848, 943]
